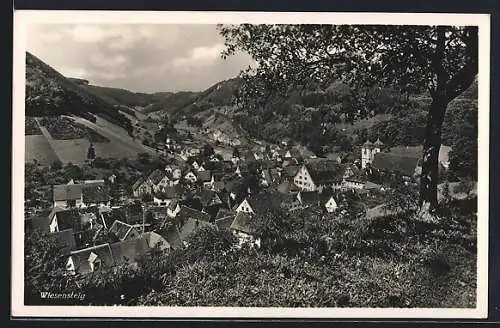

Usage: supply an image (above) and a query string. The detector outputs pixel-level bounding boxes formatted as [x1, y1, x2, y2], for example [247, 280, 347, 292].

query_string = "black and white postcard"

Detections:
[11, 11, 490, 319]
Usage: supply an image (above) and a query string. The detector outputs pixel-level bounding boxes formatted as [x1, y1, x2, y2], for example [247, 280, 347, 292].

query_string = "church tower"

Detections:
[361, 140, 373, 169]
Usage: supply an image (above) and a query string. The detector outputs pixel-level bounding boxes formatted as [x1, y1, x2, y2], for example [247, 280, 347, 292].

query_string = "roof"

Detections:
[215, 216, 234, 230]
[388, 145, 451, 166]
[177, 217, 214, 242]
[82, 185, 109, 204]
[110, 237, 150, 265]
[304, 160, 345, 185]
[283, 165, 300, 178]
[223, 177, 244, 193]
[299, 191, 320, 206]
[245, 191, 286, 215]
[177, 205, 211, 222]
[132, 176, 148, 190]
[277, 180, 300, 194]
[230, 212, 260, 235]
[142, 231, 170, 251]
[148, 169, 166, 185]
[197, 170, 212, 182]
[372, 153, 420, 177]
[159, 185, 183, 199]
[374, 138, 384, 146]
[54, 228, 77, 254]
[55, 209, 84, 231]
[213, 181, 225, 192]
[363, 140, 373, 147]
[167, 199, 179, 211]
[161, 225, 183, 249]
[69, 243, 114, 274]
[53, 184, 82, 202]
[109, 220, 135, 241]
[197, 189, 221, 208]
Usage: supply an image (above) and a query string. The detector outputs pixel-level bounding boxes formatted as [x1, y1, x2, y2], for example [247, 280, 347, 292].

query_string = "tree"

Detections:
[87, 143, 96, 166]
[24, 230, 78, 304]
[218, 24, 478, 213]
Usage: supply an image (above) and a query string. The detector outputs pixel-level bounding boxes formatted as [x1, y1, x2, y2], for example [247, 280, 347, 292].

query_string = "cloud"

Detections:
[26, 24, 254, 92]
[172, 43, 225, 69]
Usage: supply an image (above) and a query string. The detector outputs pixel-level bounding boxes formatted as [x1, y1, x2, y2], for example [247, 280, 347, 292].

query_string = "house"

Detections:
[184, 171, 198, 184]
[229, 212, 262, 248]
[109, 237, 150, 266]
[132, 177, 152, 198]
[53, 228, 77, 254]
[324, 196, 339, 213]
[82, 184, 110, 208]
[49, 208, 86, 233]
[153, 185, 183, 206]
[388, 145, 451, 170]
[108, 174, 117, 184]
[371, 153, 422, 179]
[197, 189, 223, 211]
[66, 243, 114, 274]
[167, 200, 181, 218]
[235, 191, 286, 216]
[282, 165, 300, 180]
[148, 169, 172, 192]
[197, 170, 214, 188]
[276, 180, 300, 194]
[53, 184, 84, 208]
[142, 231, 171, 251]
[177, 205, 212, 223]
[109, 220, 142, 241]
[342, 176, 365, 190]
[293, 160, 345, 192]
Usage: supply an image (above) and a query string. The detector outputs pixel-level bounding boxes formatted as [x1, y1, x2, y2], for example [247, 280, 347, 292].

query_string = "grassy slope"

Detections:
[25, 52, 132, 132]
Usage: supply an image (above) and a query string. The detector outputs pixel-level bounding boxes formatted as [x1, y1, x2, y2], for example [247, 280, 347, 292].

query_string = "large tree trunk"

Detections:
[419, 98, 448, 213]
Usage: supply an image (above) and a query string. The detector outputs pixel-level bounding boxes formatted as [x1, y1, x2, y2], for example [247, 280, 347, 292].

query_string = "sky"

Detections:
[26, 24, 254, 93]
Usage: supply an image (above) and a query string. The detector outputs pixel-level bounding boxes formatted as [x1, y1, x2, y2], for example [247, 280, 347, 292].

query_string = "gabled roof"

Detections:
[54, 228, 77, 254]
[230, 212, 260, 235]
[167, 199, 179, 211]
[177, 205, 211, 222]
[299, 191, 321, 206]
[303, 160, 345, 185]
[276, 180, 300, 194]
[245, 191, 286, 215]
[215, 216, 234, 230]
[372, 153, 420, 177]
[197, 189, 221, 208]
[283, 165, 300, 178]
[69, 243, 114, 274]
[374, 138, 384, 146]
[55, 208, 84, 231]
[142, 231, 170, 251]
[213, 181, 225, 192]
[53, 184, 82, 202]
[363, 140, 373, 147]
[148, 169, 166, 185]
[159, 185, 183, 199]
[177, 217, 214, 242]
[197, 170, 212, 182]
[110, 237, 150, 265]
[132, 176, 148, 190]
[109, 220, 136, 241]
[82, 184, 109, 204]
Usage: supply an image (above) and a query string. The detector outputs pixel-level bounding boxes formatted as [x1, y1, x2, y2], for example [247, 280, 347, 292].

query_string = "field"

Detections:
[25, 135, 59, 165]
[38, 117, 110, 142]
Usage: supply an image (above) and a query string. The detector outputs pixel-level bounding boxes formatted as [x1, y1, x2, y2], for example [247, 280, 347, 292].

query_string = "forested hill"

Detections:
[25, 52, 133, 133]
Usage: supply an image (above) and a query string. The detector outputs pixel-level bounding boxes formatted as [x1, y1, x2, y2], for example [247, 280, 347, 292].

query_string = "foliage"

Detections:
[218, 24, 478, 208]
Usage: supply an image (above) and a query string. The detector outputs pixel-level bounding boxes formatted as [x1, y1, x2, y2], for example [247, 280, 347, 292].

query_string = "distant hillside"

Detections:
[25, 52, 133, 133]
[143, 91, 199, 115]
[81, 84, 173, 110]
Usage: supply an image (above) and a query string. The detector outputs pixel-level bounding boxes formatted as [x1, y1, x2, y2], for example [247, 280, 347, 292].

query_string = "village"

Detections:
[24, 127, 456, 276]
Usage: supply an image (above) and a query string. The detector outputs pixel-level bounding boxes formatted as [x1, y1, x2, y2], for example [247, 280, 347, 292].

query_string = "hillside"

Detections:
[25, 52, 157, 165]
[80, 84, 172, 110]
[25, 52, 133, 133]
